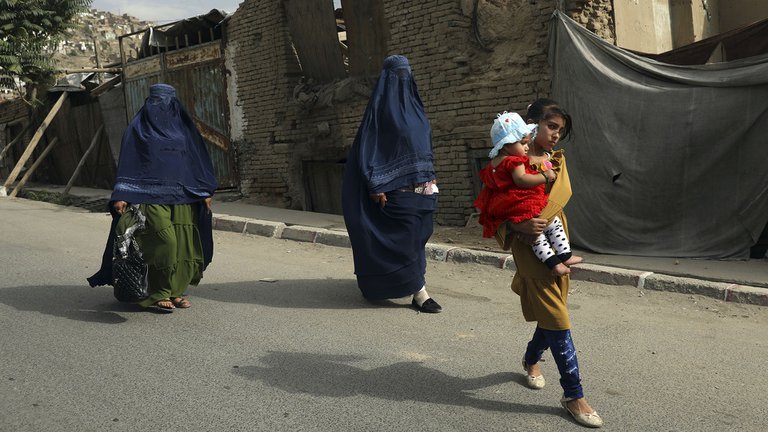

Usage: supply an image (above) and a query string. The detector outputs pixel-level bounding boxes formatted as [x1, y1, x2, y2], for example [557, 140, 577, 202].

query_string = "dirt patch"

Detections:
[431, 219, 501, 252]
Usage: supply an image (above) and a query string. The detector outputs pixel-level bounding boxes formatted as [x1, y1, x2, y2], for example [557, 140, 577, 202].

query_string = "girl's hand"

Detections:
[511, 217, 547, 245]
[370, 192, 387, 208]
[512, 217, 547, 235]
[203, 197, 213, 212]
[113, 200, 128, 215]
[544, 169, 557, 182]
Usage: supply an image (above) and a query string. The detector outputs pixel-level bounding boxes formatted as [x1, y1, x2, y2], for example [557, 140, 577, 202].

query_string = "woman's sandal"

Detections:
[149, 299, 175, 313]
[171, 297, 191, 308]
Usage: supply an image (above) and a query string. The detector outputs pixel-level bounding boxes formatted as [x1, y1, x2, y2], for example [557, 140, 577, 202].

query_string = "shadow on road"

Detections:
[233, 351, 563, 416]
[0, 279, 426, 323]
[193, 278, 414, 310]
[0, 284, 143, 324]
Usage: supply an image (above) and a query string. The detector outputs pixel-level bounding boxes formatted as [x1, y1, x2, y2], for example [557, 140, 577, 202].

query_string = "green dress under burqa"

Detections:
[115, 204, 204, 307]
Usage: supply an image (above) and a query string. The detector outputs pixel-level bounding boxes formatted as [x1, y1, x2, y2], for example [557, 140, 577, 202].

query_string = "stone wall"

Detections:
[225, 0, 615, 226]
[566, 0, 615, 43]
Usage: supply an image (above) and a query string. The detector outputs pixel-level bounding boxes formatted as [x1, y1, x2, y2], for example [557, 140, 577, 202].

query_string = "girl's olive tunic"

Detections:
[495, 150, 573, 330]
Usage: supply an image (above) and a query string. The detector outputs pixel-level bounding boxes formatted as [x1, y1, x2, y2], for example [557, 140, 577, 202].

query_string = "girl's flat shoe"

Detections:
[522, 358, 545, 389]
[561, 397, 604, 428]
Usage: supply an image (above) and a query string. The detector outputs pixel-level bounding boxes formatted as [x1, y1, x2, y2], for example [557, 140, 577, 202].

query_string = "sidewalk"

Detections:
[18, 184, 768, 307]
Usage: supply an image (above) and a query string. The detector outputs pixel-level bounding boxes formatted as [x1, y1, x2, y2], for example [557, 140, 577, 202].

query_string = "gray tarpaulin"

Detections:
[549, 11, 768, 259]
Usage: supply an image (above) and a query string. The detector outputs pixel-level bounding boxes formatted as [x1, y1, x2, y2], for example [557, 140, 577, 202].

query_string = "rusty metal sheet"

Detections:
[191, 63, 227, 135]
[166, 43, 221, 70]
[193, 118, 228, 151]
[166, 62, 236, 188]
[123, 75, 160, 120]
[123, 57, 162, 79]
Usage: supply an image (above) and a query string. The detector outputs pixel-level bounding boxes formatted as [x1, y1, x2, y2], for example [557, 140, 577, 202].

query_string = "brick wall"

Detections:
[225, 0, 614, 225]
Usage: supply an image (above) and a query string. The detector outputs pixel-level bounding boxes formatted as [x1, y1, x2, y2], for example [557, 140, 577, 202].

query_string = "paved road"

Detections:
[1, 198, 766, 431]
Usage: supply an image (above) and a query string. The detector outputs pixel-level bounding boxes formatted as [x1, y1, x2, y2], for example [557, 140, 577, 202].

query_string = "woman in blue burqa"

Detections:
[342, 55, 442, 313]
[88, 83, 218, 312]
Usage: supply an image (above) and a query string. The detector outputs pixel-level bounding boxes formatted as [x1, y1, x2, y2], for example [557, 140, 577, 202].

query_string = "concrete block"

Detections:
[446, 248, 508, 269]
[212, 215, 249, 234]
[316, 230, 351, 248]
[499, 255, 517, 271]
[569, 263, 648, 288]
[426, 243, 455, 262]
[281, 226, 322, 243]
[244, 219, 285, 237]
[643, 274, 729, 300]
[725, 285, 768, 306]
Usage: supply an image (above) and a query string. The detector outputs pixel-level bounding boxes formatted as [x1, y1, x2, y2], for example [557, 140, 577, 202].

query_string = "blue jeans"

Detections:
[524, 326, 583, 399]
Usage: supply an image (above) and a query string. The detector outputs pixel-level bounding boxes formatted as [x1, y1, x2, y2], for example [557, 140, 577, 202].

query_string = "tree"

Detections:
[0, 0, 92, 103]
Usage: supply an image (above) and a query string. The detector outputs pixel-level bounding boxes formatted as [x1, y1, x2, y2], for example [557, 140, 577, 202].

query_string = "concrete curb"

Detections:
[726, 285, 768, 306]
[15, 189, 764, 307]
[212, 214, 767, 307]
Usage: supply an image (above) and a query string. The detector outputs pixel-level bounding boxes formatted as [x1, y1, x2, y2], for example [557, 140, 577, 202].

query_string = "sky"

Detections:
[92, 0, 342, 24]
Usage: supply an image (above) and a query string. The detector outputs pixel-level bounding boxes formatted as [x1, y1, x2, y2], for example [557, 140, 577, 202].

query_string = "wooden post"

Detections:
[9, 137, 59, 198]
[1, 91, 68, 197]
[119, 35, 127, 65]
[62, 124, 104, 196]
[0, 122, 32, 163]
[59, 68, 122, 74]
[93, 36, 102, 85]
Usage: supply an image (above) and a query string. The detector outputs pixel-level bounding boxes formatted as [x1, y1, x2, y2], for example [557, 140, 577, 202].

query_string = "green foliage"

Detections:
[18, 189, 75, 206]
[0, 0, 92, 95]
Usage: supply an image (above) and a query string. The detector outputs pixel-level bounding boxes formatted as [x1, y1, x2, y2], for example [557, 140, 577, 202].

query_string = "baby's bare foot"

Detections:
[563, 255, 583, 266]
[553, 263, 571, 276]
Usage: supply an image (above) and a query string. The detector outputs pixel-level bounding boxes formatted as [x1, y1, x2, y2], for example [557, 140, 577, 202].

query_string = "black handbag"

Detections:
[112, 205, 150, 302]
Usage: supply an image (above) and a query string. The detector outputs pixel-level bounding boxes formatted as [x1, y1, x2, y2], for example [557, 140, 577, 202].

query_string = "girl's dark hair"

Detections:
[526, 98, 573, 142]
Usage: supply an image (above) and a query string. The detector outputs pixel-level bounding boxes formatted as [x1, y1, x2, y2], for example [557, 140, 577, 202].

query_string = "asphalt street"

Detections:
[1, 198, 766, 431]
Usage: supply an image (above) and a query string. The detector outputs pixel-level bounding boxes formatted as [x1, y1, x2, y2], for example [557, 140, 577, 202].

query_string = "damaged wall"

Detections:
[225, 0, 614, 225]
[0, 98, 31, 179]
[565, 0, 615, 43]
[615, 0, 768, 55]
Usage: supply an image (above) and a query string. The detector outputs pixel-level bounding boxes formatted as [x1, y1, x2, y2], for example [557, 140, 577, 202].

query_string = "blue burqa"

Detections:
[88, 83, 218, 287]
[342, 55, 437, 300]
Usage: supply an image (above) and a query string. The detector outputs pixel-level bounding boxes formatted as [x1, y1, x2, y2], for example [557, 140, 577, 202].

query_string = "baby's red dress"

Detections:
[473, 155, 548, 238]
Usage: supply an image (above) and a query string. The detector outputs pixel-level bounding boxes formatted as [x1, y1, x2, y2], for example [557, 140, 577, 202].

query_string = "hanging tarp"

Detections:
[549, 11, 768, 259]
